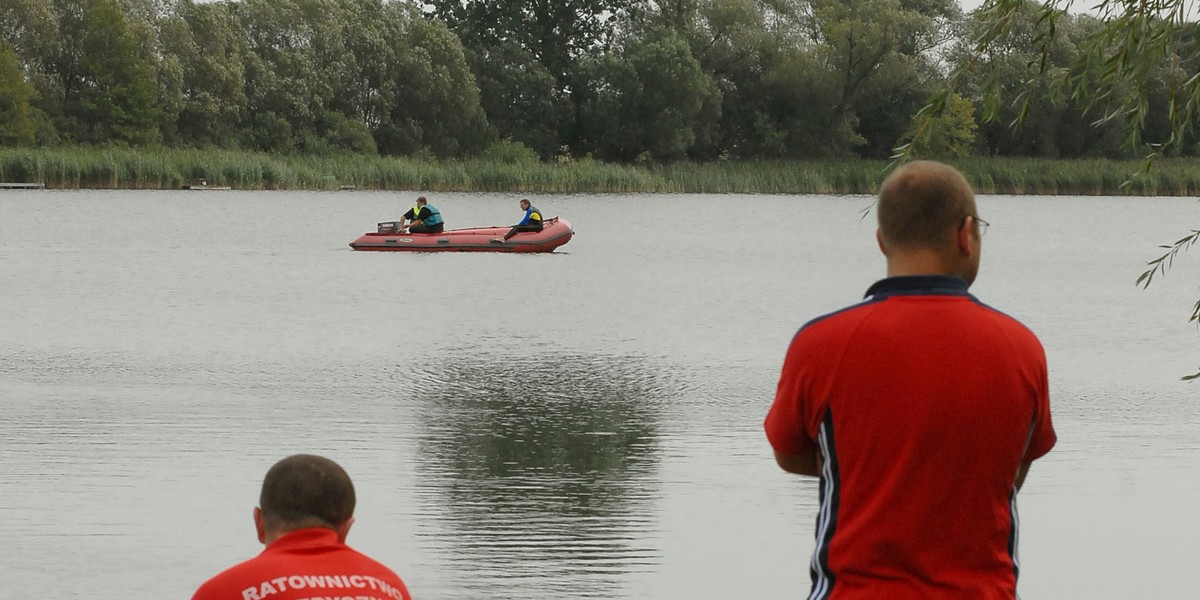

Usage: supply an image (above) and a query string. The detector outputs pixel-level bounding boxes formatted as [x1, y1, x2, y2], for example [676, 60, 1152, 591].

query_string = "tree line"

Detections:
[0, 0, 1195, 162]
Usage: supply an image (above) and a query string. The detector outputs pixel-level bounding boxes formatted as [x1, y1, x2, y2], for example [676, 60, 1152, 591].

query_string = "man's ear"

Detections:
[254, 507, 267, 545]
[957, 216, 975, 256]
[335, 516, 355, 544]
[876, 229, 888, 256]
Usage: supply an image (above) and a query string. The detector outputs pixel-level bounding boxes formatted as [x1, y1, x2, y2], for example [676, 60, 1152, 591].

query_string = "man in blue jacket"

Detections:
[499, 198, 543, 241]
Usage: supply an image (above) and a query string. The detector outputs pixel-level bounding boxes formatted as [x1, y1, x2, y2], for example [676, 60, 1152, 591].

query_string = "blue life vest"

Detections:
[423, 204, 444, 226]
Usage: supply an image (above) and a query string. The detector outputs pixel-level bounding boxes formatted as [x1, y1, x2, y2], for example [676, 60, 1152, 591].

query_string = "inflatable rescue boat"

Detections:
[350, 217, 573, 253]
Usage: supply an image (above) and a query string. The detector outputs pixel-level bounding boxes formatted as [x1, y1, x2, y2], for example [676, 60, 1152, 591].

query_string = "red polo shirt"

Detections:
[765, 275, 1056, 600]
[192, 528, 411, 600]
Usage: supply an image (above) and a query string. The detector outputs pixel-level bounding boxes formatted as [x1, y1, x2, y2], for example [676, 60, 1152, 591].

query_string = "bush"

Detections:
[479, 140, 540, 165]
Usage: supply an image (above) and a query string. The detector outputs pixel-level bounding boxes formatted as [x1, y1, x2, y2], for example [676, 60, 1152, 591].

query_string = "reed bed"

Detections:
[2, 148, 1200, 195]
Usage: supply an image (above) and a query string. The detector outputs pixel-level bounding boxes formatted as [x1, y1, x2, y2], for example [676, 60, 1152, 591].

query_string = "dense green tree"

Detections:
[633, 0, 963, 159]
[1, 0, 64, 141]
[424, 0, 632, 156]
[669, 0, 864, 158]
[54, 0, 162, 144]
[906, 92, 975, 158]
[375, 7, 488, 156]
[116, 0, 176, 68]
[158, 0, 248, 146]
[296, 0, 380, 154]
[0, 0, 59, 73]
[235, 0, 329, 152]
[116, 0, 212, 146]
[0, 38, 37, 145]
[639, 0, 781, 159]
[938, 6, 1126, 158]
[745, 49, 862, 157]
[801, 0, 960, 157]
[233, 0, 482, 156]
[575, 26, 714, 161]
[424, 0, 630, 86]
[4, 0, 1193, 167]
[466, 39, 567, 159]
[2, 0, 163, 143]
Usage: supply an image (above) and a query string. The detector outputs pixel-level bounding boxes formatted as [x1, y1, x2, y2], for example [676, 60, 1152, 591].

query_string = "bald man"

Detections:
[192, 455, 412, 600]
[764, 161, 1055, 600]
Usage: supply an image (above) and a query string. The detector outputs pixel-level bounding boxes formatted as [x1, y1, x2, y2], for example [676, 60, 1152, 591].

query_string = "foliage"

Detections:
[0, 38, 37, 145]
[1136, 228, 1200, 381]
[51, 0, 163, 144]
[750, 50, 863, 157]
[425, 0, 632, 157]
[159, 0, 249, 147]
[377, 10, 488, 157]
[5, 0, 1200, 168]
[908, 0, 1200, 379]
[803, 0, 960, 157]
[906, 92, 976, 158]
[465, 39, 569, 159]
[424, 0, 630, 85]
[933, 6, 1125, 158]
[236, 0, 351, 153]
[576, 26, 715, 162]
[0, 0, 59, 75]
[479, 140, 540, 166]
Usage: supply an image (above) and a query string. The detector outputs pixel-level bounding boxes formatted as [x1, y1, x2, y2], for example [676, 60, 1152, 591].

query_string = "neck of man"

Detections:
[885, 249, 964, 280]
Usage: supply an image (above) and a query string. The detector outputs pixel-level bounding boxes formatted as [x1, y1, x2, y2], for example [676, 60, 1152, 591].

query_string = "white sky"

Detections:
[958, 0, 1103, 14]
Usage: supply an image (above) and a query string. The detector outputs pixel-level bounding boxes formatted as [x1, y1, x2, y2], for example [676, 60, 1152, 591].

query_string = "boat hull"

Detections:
[350, 217, 573, 253]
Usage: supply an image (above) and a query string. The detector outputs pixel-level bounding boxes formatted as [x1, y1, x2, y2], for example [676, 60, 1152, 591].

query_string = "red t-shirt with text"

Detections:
[192, 528, 411, 600]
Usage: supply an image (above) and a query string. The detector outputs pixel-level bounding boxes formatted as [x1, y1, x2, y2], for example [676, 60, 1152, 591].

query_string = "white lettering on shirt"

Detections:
[239, 575, 402, 600]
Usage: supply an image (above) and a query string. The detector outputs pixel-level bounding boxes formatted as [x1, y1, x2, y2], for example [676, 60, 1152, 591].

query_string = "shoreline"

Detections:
[2, 147, 1199, 196]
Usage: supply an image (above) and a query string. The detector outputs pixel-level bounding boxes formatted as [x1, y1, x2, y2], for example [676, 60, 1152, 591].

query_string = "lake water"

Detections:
[1, 189, 1197, 599]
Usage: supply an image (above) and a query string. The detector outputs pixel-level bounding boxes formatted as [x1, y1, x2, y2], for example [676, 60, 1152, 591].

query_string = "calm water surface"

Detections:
[1, 190, 1197, 599]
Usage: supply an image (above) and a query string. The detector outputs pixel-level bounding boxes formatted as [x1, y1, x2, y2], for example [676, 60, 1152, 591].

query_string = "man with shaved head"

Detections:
[765, 161, 1055, 599]
[192, 454, 412, 600]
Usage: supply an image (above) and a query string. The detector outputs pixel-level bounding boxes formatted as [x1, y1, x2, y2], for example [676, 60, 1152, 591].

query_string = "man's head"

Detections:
[519, 198, 530, 210]
[416, 196, 427, 207]
[254, 454, 356, 544]
[876, 160, 983, 284]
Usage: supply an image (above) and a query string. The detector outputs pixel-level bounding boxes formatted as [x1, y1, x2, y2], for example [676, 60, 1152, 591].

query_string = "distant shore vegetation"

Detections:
[4, 0, 1200, 184]
[2, 146, 1198, 196]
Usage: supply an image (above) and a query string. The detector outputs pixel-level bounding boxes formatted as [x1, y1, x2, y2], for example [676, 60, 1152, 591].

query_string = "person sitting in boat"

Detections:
[499, 198, 543, 241]
[399, 196, 444, 233]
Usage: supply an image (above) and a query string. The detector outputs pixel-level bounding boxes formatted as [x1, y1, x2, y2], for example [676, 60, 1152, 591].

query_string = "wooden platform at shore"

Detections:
[181, 181, 232, 190]
[0, 182, 45, 189]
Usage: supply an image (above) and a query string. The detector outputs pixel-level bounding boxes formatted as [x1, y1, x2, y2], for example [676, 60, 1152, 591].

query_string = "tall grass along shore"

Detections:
[2, 147, 1199, 195]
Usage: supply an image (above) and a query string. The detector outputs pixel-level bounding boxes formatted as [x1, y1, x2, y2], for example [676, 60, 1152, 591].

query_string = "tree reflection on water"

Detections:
[412, 351, 672, 597]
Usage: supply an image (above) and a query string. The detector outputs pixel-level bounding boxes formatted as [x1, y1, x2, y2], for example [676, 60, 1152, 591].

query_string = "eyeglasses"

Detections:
[964, 215, 990, 238]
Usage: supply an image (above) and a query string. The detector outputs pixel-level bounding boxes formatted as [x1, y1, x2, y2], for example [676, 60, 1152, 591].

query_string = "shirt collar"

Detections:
[263, 527, 342, 554]
[863, 274, 972, 300]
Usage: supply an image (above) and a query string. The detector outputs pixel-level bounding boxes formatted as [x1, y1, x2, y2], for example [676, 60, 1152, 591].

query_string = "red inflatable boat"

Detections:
[349, 216, 573, 253]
